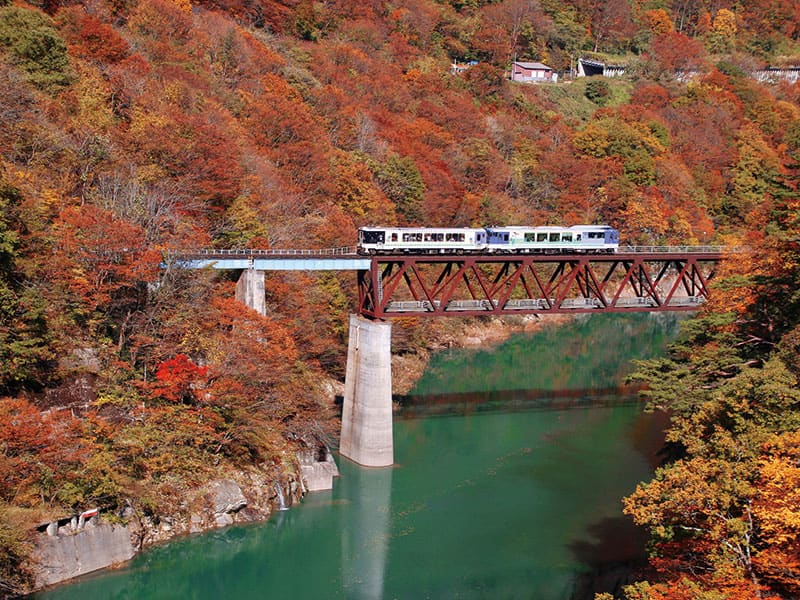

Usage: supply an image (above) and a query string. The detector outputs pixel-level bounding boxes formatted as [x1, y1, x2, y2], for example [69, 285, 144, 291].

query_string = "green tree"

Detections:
[372, 154, 426, 224]
[0, 184, 53, 393]
[724, 125, 780, 224]
[0, 6, 74, 90]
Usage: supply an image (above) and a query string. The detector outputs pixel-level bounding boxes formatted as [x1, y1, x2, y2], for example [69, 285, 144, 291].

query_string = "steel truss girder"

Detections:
[356, 252, 723, 319]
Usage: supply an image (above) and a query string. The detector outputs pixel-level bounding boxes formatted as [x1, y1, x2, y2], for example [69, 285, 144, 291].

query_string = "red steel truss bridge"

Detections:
[170, 246, 730, 318]
[356, 248, 727, 318]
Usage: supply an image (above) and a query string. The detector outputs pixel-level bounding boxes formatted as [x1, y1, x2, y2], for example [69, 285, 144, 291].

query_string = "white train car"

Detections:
[358, 227, 486, 254]
[485, 225, 618, 253]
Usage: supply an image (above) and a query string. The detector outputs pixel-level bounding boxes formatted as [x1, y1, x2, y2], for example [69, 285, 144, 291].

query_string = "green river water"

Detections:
[36, 313, 684, 600]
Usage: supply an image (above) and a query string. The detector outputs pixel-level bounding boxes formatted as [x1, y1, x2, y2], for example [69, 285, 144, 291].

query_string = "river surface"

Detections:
[37, 313, 683, 600]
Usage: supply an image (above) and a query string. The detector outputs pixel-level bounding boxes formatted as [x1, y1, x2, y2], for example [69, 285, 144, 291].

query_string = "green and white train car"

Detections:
[485, 225, 619, 253]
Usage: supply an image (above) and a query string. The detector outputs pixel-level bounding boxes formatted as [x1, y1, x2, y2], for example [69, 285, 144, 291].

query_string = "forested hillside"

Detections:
[0, 0, 798, 595]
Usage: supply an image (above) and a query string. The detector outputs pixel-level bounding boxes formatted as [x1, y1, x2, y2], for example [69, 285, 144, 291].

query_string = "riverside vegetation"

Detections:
[0, 0, 799, 596]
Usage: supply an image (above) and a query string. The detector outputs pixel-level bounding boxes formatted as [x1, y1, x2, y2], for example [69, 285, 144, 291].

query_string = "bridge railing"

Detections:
[620, 245, 732, 254]
[166, 247, 358, 259]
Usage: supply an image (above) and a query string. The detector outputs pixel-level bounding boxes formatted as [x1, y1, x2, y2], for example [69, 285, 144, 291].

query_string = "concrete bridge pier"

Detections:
[340, 314, 394, 467]
[235, 268, 266, 315]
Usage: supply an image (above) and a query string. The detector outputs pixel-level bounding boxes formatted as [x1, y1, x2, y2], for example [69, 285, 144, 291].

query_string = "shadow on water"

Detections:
[394, 385, 645, 418]
[569, 517, 656, 599]
[335, 385, 645, 420]
[564, 406, 668, 599]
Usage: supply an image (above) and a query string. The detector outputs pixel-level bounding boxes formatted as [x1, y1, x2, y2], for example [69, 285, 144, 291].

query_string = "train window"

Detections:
[435, 233, 444, 241]
[549, 233, 560, 242]
[504, 234, 509, 241]
[391, 233, 398, 242]
[424, 233, 432, 241]
[537, 233, 547, 242]
[402, 233, 422, 242]
[456, 233, 464, 242]
[562, 234, 572, 242]
[576, 234, 581, 241]
[524, 233, 536, 242]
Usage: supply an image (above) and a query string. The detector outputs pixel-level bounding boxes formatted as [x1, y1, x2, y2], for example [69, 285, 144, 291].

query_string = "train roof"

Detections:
[568, 224, 615, 230]
[359, 226, 480, 232]
[484, 225, 534, 231]
[486, 225, 614, 231]
[360, 224, 615, 232]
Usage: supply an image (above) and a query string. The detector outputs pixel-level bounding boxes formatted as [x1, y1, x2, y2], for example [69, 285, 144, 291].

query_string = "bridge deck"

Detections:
[170, 246, 728, 271]
[178, 257, 373, 270]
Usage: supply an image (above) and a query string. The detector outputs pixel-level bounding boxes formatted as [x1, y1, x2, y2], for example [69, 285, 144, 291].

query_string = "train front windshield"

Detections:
[360, 230, 385, 244]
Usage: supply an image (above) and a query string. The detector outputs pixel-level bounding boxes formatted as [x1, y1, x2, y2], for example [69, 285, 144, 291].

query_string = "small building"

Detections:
[510, 61, 558, 83]
[450, 60, 478, 75]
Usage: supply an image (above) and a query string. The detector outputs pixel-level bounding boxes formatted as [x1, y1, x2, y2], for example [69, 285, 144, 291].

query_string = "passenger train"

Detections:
[357, 225, 620, 254]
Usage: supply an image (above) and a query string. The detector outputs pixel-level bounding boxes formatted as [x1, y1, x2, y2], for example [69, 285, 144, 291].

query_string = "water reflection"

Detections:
[35, 404, 665, 600]
[412, 313, 685, 396]
[338, 463, 392, 600]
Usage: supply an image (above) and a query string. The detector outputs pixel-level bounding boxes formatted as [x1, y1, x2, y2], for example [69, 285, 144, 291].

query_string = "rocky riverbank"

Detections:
[30, 448, 338, 593]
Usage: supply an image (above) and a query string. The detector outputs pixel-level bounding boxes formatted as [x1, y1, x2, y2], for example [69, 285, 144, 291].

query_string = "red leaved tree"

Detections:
[149, 354, 208, 404]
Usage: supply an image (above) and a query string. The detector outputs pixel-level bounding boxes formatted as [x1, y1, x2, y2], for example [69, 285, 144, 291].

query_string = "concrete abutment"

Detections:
[340, 315, 394, 467]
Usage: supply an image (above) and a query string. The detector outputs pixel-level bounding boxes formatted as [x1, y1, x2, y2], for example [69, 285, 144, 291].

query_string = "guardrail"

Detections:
[166, 245, 739, 259]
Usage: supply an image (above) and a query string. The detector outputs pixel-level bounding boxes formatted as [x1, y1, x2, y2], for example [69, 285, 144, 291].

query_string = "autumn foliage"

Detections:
[0, 0, 799, 594]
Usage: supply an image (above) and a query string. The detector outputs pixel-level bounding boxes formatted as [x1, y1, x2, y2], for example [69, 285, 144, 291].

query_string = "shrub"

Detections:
[584, 78, 610, 105]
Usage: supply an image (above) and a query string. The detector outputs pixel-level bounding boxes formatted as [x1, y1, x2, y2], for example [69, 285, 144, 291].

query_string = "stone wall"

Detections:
[298, 448, 340, 492]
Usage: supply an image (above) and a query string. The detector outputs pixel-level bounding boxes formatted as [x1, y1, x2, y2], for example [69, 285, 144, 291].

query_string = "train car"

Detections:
[357, 226, 486, 254]
[485, 225, 618, 253]
[570, 225, 619, 253]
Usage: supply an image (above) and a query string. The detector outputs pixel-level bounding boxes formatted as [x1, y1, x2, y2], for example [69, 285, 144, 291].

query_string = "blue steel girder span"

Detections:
[356, 251, 725, 318]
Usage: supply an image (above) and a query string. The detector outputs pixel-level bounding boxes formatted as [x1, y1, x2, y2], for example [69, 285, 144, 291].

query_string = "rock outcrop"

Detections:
[33, 517, 136, 589]
[208, 479, 249, 527]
